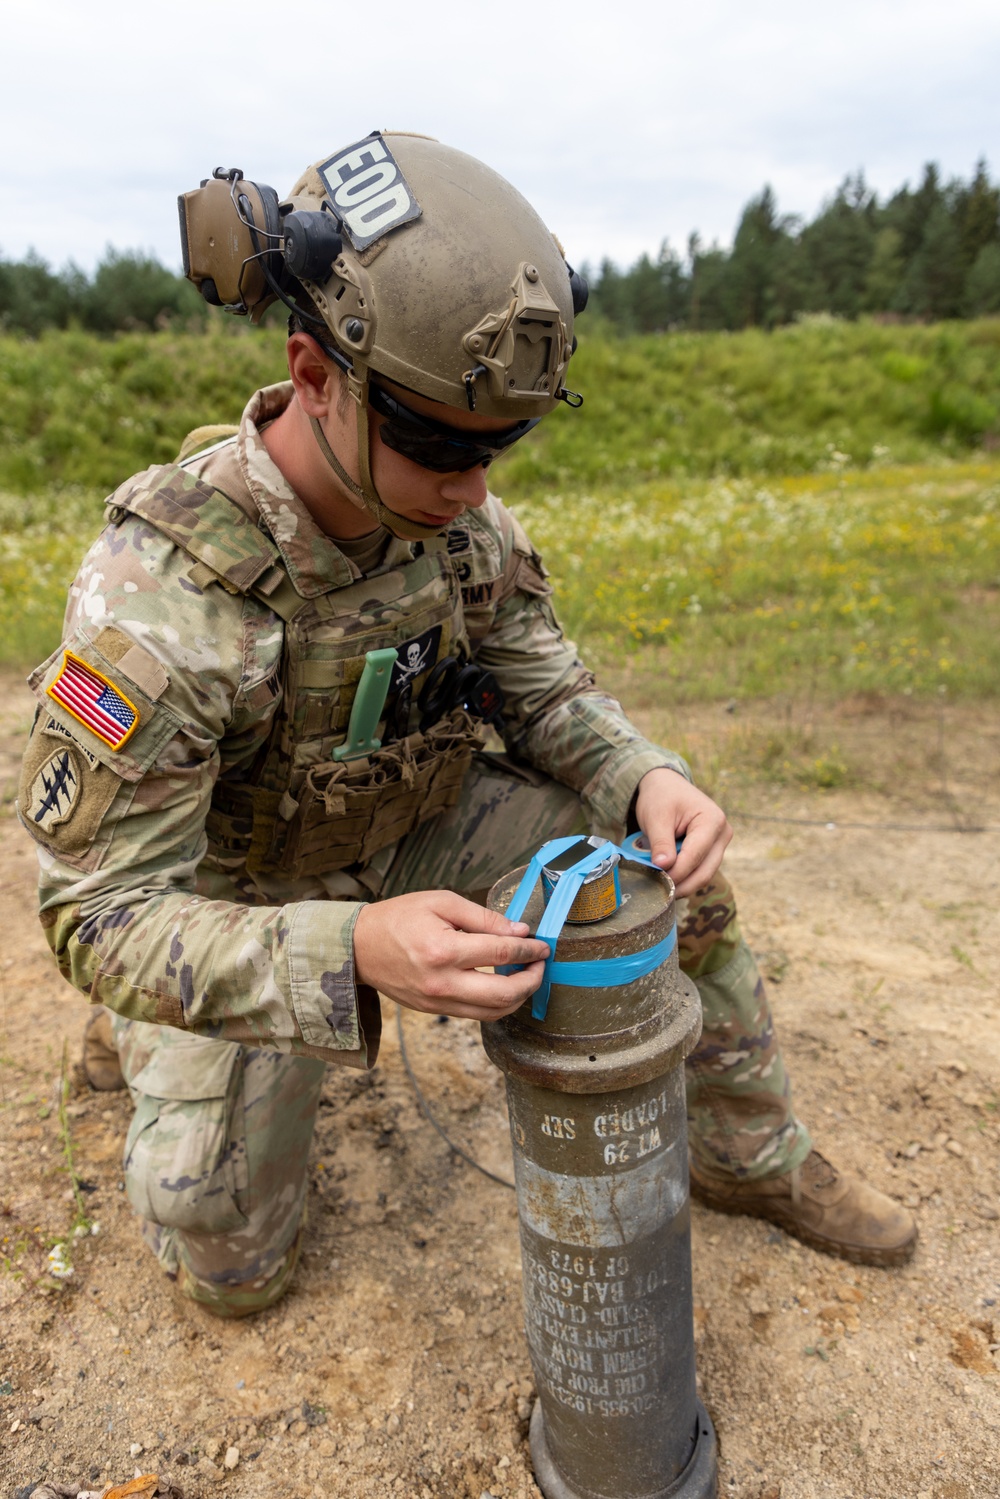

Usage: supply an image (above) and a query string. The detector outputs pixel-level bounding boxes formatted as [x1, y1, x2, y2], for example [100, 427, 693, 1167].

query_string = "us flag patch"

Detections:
[47, 652, 140, 751]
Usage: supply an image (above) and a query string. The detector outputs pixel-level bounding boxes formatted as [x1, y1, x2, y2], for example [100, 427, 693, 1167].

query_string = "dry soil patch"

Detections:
[1, 674, 998, 1499]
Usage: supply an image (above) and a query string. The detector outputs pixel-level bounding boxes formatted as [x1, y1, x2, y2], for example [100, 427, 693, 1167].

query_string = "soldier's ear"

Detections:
[286, 332, 338, 418]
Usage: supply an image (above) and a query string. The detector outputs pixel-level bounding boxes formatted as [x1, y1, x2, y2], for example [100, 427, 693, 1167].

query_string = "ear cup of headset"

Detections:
[236, 181, 282, 259]
[180, 171, 286, 317]
[568, 265, 589, 316]
[282, 211, 344, 283]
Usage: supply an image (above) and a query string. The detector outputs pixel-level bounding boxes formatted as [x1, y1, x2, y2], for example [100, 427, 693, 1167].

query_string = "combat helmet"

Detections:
[179, 132, 588, 538]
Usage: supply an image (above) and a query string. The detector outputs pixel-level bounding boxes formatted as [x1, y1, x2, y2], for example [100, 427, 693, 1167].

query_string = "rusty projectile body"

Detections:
[484, 857, 717, 1499]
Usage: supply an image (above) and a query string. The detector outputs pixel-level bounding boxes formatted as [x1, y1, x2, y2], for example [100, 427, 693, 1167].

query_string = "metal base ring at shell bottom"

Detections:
[529, 1398, 718, 1499]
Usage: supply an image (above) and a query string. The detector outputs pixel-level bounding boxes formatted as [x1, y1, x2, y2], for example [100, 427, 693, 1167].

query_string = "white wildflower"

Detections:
[47, 1243, 74, 1279]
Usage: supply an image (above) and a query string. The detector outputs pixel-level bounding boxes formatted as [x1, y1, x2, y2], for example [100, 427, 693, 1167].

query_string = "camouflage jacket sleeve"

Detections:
[18, 515, 379, 1068]
[471, 495, 691, 843]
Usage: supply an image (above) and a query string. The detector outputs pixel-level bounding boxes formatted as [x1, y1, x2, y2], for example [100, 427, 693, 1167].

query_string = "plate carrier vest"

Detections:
[106, 442, 502, 882]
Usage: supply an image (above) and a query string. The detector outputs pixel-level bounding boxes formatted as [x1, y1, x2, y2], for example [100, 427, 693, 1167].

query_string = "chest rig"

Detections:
[109, 446, 499, 881]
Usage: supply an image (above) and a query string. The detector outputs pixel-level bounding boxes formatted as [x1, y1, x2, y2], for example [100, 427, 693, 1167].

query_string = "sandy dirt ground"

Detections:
[1, 672, 998, 1499]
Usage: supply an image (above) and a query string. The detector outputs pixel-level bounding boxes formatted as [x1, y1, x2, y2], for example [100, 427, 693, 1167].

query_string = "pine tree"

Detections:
[955, 158, 1000, 270]
[964, 243, 1000, 315]
[726, 187, 789, 327]
[800, 174, 876, 317]
[896, 202, 965, 319]
[0, 251, 72, 335]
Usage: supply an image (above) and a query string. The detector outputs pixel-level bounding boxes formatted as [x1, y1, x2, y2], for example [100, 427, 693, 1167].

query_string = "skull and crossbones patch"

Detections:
[389, 625, 442, 693]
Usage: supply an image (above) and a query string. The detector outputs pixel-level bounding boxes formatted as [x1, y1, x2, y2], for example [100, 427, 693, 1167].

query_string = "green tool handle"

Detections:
[332, 647, 398, 761]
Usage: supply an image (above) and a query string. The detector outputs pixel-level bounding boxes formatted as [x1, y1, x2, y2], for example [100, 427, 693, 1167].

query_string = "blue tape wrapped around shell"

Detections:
[497, 834, 682, 1020]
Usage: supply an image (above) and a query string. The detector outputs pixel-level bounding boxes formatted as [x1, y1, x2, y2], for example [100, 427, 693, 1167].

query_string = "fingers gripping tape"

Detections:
[498, 835, 683, 1020]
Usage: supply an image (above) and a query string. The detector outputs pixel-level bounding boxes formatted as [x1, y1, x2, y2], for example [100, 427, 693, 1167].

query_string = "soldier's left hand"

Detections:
[634, 767, 732, 897]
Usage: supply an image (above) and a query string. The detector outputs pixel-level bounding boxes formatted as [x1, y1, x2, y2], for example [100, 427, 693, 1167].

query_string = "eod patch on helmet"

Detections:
[178, 131, 587, 538]
[316, 136, 422, 251]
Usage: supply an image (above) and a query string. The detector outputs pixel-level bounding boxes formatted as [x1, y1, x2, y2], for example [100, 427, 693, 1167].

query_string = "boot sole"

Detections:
[690, 1178, 918, 1268]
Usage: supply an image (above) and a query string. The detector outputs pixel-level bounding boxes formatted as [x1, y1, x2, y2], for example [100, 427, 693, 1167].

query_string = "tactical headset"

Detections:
[179, 167, 345, 327]
[179, 165, 588, 345]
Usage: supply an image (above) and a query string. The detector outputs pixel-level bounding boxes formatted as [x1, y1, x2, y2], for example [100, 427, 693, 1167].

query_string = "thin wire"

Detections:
[730, 810, 999, 833]
[395, 1006, 515, 1191]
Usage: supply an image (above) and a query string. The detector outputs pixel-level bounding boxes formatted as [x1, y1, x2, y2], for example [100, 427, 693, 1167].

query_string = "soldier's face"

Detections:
[334, 377, 521, 529]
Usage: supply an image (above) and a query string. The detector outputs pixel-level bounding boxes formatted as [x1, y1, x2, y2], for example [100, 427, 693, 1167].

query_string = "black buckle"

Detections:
[417, 656, 505, 733]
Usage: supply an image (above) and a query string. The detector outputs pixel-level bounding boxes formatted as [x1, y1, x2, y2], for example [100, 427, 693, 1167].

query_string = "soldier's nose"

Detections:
[439, 463, 490, 508]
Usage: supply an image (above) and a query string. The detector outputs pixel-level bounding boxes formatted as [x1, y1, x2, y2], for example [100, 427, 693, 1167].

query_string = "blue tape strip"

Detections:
[547, 924, 677, 988]
[502, 836, 593, 928]
[498, 835, 683, 1020]
[620, 831, 685, 866]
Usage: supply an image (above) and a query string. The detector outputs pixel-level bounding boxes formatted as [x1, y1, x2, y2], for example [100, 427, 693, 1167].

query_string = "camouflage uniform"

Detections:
[19, 383, 810, 1316]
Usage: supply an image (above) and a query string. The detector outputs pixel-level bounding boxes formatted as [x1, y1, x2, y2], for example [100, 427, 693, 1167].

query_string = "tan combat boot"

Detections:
[81, 1009, 126, 1091]
[690, 1150, 917, 1267]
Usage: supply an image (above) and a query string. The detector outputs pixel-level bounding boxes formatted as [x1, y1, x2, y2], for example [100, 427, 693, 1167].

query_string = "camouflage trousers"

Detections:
[112, 753, 811, 1317]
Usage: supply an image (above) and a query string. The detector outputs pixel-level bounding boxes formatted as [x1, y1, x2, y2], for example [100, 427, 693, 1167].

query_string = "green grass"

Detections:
[0, 324, 288, 495]
[1, 317, 999, 498]
[0, 488, 102, 667]
[2, 320, 999, 695]
[513, 460, 1000, 701]
[499, 316, 1000, 497]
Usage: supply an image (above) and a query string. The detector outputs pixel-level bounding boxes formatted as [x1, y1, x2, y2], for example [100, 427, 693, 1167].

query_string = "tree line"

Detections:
[0, 249, 208, 336]
[2, 159, 999, 337]
[588, 161, 1000, 332]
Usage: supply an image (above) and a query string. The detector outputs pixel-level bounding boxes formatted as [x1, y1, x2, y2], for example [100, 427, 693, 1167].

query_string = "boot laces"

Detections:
[803, 1151, 840, 1191]
[790, 1151, 840, 1205]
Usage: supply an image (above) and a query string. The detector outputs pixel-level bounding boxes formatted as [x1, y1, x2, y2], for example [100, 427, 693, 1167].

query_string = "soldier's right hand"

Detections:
[353, 892, 550, 1021]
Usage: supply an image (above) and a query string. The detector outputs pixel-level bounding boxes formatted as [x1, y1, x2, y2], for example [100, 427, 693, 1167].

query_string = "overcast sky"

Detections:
[3, 0, 998, 275]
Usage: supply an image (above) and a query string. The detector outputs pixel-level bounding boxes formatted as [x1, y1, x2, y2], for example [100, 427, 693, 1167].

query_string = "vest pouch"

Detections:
[274, 708, 485, 879]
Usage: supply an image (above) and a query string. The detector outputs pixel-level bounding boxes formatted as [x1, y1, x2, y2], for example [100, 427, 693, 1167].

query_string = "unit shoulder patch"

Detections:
[18, 715, 129, 862]
[25, 747, 82, 834]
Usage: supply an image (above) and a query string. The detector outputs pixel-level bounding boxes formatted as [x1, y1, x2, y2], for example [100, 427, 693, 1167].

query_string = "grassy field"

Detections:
[516, 460, 1000, 700]
[1, 317, 999, 497]
[1, 320, 998, 714]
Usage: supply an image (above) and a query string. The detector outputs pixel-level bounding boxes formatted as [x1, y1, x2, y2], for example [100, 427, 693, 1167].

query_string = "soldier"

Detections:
[18, 133, 915, 1318]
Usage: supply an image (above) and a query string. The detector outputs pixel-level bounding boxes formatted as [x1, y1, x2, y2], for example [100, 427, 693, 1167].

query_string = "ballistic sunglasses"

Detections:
[311, 329, 540, 473]
[367, 381, 540, 473]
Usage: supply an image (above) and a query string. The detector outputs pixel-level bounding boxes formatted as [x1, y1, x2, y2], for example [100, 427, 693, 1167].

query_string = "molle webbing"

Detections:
[107, 457, 480, 882]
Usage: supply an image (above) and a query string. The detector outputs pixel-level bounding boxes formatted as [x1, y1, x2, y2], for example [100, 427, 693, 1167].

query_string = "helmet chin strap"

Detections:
[309, 362, 445, 543]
